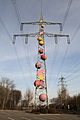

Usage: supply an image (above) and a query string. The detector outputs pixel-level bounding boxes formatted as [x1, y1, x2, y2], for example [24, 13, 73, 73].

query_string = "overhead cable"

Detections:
[0, 16, 26, 81]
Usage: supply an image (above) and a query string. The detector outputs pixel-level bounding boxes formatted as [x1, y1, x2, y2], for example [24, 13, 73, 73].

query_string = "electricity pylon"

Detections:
[58, 76, 68, 105]
[13, 16, 70, 108]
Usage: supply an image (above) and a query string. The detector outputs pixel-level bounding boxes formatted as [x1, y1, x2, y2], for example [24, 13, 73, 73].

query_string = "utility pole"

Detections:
[13, 16, 70, 108]
[58, 76, 67, 106]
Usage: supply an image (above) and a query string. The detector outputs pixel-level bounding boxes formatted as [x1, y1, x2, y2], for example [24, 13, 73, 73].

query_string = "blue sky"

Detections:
[0, 0, 80, 99]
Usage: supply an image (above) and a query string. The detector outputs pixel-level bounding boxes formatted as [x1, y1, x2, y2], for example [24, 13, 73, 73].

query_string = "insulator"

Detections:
[67, 37, 70, 44]
[60, 24, 63, 31]
[20, 23, 23, 31]
[12, 36, 16, 44]
[25, 36, 28, 44]
[55, 35, 58, 44]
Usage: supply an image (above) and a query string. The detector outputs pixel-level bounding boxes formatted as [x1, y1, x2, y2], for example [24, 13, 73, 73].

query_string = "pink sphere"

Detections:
[39, 31, 44, 35]
[39, 94, 47, 102]
[35, 62, 42, 69]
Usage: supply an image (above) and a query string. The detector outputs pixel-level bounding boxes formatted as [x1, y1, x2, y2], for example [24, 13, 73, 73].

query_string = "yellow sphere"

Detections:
[38, 75, 44, 80]
[37, 37, 43, 41]
[39, 41, 44, 45]
[41, 24, 44, 28]
[40, 19, 43, 23]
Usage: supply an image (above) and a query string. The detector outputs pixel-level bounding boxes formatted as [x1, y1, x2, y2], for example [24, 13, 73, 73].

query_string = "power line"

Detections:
[11, 0, 34, 83]
[55, 0, 80, 82]
[60, 23, 80, 78]
[67, 73, 80, 82]
[11, 0, 21, 25]
[65, 65, 80, 79]
[41, 0, 43, 17]
[0, 16, 26, 81]
[55, 0, 73, 81]
[58, 24, 80, 79]
[48, 43, 58, 82]
[63, 0, 73, 27]
[56, 0, 72, 68]
[50, 43, 60, 81]
[56, 45, 69, 79]
[22, 42, 34, 82]
[64, 58, 80, 76]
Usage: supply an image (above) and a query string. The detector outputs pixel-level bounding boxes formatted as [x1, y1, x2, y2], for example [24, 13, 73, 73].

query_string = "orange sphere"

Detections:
[39, 49, 44, 54]
[37, 37, 43, 41]
[41, 54, 47, 60]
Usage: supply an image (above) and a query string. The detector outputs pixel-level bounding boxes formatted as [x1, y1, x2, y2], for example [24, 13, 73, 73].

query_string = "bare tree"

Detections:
[0, 77, 15, 109]
[6, 90, 21, 110]
[24, 88, 33, 108]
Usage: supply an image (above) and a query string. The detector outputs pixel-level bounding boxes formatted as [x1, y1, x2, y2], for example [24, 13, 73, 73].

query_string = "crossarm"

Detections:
[13, 33, 38, 44]
[20, 21, 62, 31]
[45, 33, 70, 44]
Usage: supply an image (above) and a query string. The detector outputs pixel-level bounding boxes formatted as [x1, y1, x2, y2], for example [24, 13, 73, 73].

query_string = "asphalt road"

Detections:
[0, 110, 80, 120]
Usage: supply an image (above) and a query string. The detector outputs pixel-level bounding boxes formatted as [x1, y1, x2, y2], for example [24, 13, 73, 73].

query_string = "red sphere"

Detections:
[41, 54, 47, 60]
[39, 49, 44, 54]
[34, 80, 41, 87]
[39, 94, 47, 102]
[35, 62, 42, 69]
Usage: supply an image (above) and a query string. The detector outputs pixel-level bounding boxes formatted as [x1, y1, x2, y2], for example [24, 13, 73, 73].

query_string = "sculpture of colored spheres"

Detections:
[39, 94, 47, 102]
[35, 61, 42, 69]
[41, 54, 47, 60]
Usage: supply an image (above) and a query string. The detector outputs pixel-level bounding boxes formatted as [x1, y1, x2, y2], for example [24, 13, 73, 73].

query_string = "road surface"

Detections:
[0, 110, 80, 120]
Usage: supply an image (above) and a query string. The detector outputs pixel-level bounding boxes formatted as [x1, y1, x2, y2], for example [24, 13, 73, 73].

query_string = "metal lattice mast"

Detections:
[58, 76, 67, 105]
[35, 18, 48, 107]
[13, 17, 70, 107]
